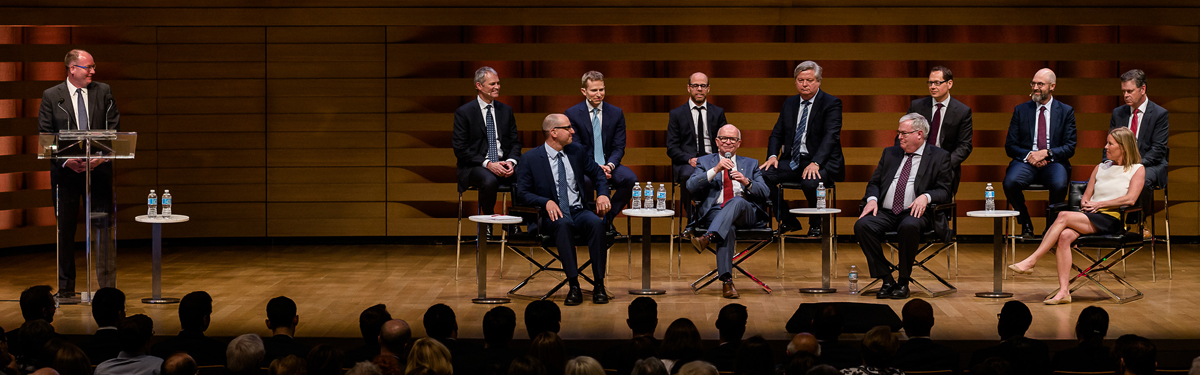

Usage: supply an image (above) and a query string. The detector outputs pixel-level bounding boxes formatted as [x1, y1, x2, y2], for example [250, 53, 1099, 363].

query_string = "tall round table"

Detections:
[790, 208, 841, 293]
[468, 215, 522, 304]
[623, 208, 673, 295]
[135, 214, 189, 304]
[968, 210, 1019, 298]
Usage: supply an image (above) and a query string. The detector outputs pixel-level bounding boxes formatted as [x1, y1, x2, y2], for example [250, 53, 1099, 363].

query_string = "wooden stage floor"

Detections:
[1, 239, 1196, 343]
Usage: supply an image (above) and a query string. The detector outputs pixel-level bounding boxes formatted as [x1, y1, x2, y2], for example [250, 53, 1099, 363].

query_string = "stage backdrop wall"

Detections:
[0, 2, 1197, 248]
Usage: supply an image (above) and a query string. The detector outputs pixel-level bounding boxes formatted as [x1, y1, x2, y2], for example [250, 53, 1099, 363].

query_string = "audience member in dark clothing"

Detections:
[1053, 306, 1116, 373]
[307, 345, 345, 375]
[811, 305, 859, 370]
[841, 326, 902, 375]
[346, 304, 391, 367]
[660, 318, 703, 374]
[7, 286, 57, 358]
[509, 355, 548, 375]
[262, 296, 310, 366]
[78, 287, 125, 364]
[894, 298, 957, 373]
[152, 291, 228, 366]
[969, 357, 1010, 375]
[95, 314, 163, 375]
[424, 303, 483, 375]
[602, 297, 660, 375]
[49, 341, 91, 375]
[161, 353, 197, 375]
[782, 351, 817, 375]
[703, 303, 746, 372]
[1115, 334, 1156, 375]
[0, 326, 16, 375]
[16, 320, 56, 373]
[525, 300, 562, 339]
[372, 319, 411, 375]
[969, 301, 1049, 375]
[481, 306, 522, 375]
[529, 332, 567, 375]
[734, 336, 774, 375]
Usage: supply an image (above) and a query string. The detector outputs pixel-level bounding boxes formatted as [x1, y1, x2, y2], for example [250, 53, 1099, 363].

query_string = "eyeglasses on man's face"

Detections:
[927, 80, 947, 86]
[688, 83, 710, 89]
[716, 136, 740, 143]
[1030, 81, 1049, 88]
[897, 129, 919, 137]
[73, 64, 97, 71]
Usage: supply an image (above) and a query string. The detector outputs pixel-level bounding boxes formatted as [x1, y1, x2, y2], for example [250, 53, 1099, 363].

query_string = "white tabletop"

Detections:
[790, 208, 842, 215]
[135, 215, 190, 224]
[469, 214, 523, 224]
[967, 210, 1020, 218]
[622, 208, 675, 218]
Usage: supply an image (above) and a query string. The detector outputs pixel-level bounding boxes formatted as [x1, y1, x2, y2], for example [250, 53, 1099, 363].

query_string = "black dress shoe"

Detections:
[806, 226, 822, 238]
[484, 224, 494, 239]
[593, 286, 609, 304]
[1020, 223, 1036, 239]
[888, 284, 911, 299]
[876, 281, 896, 299]
[607, 223, 622, 237]
[564, 286, 583, 306]
[779, 219, 803, 234]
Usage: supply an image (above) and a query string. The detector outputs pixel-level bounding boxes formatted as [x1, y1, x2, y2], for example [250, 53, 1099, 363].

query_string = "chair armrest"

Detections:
[509, 206, 540, 214]
[929, 202, 956, 212]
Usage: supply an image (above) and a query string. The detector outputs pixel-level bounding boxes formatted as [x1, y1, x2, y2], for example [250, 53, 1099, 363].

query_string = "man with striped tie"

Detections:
[453, 66, 523, 237]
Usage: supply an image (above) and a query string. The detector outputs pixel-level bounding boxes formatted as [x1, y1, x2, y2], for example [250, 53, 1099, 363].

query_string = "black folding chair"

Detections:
[857, 202, 959, 298]
[685, 197, 778, 294]
[1045, 181, 1145, 303]
[503, 205, 616, 301]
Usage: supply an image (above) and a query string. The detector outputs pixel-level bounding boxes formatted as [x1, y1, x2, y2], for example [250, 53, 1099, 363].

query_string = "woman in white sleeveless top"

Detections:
[1007, 127, 1145, 305]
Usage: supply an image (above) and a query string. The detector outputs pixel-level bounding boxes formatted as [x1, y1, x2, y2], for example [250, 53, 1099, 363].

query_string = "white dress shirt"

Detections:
[706, 155, 745, 205]
[545, 143, 581, 209]
[691, 100, 711, 154]
[870, 143, 932, 211]
[67, 79, 89, 130]
[1024, 97, 1054, 163]
[477, 95, 517, 167]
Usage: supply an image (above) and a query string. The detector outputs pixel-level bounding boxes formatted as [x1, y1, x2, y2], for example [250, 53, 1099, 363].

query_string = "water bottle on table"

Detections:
[816, 182, 826, 209]
[162, 189, 172, 219]
[644, 182, 655, 210]
[985, 183, 995, 211]
[632, 182, 642, 209]
[147, 190, 157, 219]
[656, 184, 666, 211]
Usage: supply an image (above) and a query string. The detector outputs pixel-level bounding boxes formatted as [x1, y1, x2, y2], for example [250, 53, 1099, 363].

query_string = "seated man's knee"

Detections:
[898, 217, 922, 231]
[854, 219, 874, 234]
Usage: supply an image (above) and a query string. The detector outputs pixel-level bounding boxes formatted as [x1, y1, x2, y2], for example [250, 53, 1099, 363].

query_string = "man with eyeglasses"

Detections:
[566, 71, 636, 235]
[1003, 68, 1077, 238]
[761, 61, 845, 237]
[854, 114, 953, 299]
[37, 49, 121, 299]
[687, 125, 770, 299]
[907, 66, 973, 196]
[516, 114, 613, 305]
[452, 66, 522, 238]
[667, 72, 728, 184]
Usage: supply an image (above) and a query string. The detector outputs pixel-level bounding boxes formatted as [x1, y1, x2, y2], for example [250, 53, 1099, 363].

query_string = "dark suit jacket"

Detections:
[1051, 343, 1116, 373]
[516, 144, 610, 215]
[1004, 99, 1077, 168]
[767, 90, 845, 181]
[262, 334, 310, 366]
[150, 330, 228, 366]
[452, 98, 522, 183]
[817, 340, 861, 370]
[686, 153, 770, 220]
[703, 341, 739, 372]
[968, 337, 1050, 375]
[666, 102, 727, 166]
[1108, 99, 1169, 187]
[906, 96, 973, 168]
[37, 80, 121, 185]
[893, 337, 959, 373]
[862, 145, 954, 240]
[78, 328, 122, 364]
[566, 101, 627, 167]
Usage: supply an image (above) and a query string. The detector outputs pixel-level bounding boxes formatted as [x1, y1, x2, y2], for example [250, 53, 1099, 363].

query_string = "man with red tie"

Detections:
[906, 66, 973, 196]
[1107, 69, 1169, 191]
[1002, 68, 1077, 238]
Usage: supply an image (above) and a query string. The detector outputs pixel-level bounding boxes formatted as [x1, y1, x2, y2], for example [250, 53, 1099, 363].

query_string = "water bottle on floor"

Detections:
[162, 190, 172, 219]
[147, 190, 157, 219]
[632, 182, 642, 209]
[985, 183, 995, 211]
[656, 184, 667, 211]
[848, 265, 859, 294]
[817, 182, 827, 209]
[644, 182, 655, 210]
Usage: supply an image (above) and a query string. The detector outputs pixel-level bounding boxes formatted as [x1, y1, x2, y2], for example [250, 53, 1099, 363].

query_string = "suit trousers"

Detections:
[1002, 160, 1069, 225]
[699, 197, 762, 277]
[854, 208, 931, 282]
[459, 166, 516, 215]
[541, 209, 607, 283]
[762, 154, 831, 227]
[52, 165, 116, 293]
[582, 164, 636, 224]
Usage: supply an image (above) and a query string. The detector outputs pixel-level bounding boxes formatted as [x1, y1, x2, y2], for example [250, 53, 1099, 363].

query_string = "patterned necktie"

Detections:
[789, 100, 811, 170]
[76, 88, 89, 130]
[694, 106, 707, 154]
[928, 103, 943, 146]
[1037, 106, 1048, 151]
[721, 165, 734, 208]
[485, 105, 499, 162]
[556, 152, 573, 219]
[1130, 108, 1140, 138]
[591, 108, 604, 165]
[892, 153, 915, 215]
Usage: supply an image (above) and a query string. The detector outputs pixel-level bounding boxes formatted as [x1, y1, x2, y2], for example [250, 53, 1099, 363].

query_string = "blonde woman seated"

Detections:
[1008, 127, 1144, 305]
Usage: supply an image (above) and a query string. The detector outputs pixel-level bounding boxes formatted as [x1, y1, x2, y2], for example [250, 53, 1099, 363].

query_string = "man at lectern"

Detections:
[452, 66, 522, 237]
[37, 49, 121, 298]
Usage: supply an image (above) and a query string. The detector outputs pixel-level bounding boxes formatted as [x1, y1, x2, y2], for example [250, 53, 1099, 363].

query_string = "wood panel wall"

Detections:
[1, 2, 1197, 248]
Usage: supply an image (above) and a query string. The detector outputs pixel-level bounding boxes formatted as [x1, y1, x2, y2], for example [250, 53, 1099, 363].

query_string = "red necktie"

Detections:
[927, 103, 943, 146]
[721, 169, 734, 208]
[1130, 108, 1140, 137]
[1037, 106, 1048, 151]
[891, 153, 915, 214]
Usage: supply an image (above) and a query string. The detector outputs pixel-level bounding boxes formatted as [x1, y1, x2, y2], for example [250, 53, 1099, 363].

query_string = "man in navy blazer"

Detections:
[1107, 69, 1169, 189]
[516, 114, 613, 306]
[761, 61, 845, 237]
[1003, 68, 1077, 238]
[566, 71, 636, 232]
[906, 66, 973, 196]
[855, 114, 953, 299]
[667, 72, 728, 183]
[452, 67, 522, 229]
[688, 125, 770, 299]
[37, 49, 120, 297]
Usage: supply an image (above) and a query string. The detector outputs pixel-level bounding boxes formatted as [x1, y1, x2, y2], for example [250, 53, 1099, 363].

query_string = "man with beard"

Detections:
[1002, 68, 1077, 238]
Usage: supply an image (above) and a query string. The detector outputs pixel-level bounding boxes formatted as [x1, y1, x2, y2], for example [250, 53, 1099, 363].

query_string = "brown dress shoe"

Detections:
[722, 280, 740, 299]
[691, 232, 712, 250]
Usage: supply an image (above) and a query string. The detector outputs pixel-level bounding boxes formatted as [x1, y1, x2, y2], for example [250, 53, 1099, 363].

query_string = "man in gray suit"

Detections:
[907, 66, 972, 196]
[1108, 69, 1169, 189]
[687, 124, 771, 299]
[37, 49, 120, 297]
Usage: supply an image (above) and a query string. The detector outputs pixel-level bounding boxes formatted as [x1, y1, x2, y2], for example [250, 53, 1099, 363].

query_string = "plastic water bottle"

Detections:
[816, 182, 827, 209]
[656, 184, 667, 211]
[645, 183, 656, 209]
[848, 265, 859, 294]
[147, 190, 157, 219]
[631, 182, 642, 209]
[985, 183, 995, 211]
[161, 190, 172, 219]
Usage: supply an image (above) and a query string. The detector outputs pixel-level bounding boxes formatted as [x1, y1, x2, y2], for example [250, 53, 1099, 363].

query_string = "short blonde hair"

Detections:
[405, 338, 452, 375]
[565, 356, 605, 375]
[581, 70, 604, 88]
[1109, 127, 1141, 172]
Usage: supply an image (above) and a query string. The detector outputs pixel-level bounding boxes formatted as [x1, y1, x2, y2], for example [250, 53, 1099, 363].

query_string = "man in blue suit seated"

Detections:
[687, 124, 771, 299]
[566, 70, 636, 234]
[1003, 68, 1077, 238]
[516, 114, 613, 306]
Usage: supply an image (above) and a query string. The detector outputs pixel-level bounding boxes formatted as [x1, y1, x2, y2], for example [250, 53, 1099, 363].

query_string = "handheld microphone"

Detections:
[723, 152, 732, 159]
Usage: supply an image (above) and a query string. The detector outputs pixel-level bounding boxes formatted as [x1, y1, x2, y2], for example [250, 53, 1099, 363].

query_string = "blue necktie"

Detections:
[556, 152, 573, 219]
[591, 108, 604, 165]
[76, 88, 89, 130]
[484, 104, 499, 162]
[789, 100, 811, 170]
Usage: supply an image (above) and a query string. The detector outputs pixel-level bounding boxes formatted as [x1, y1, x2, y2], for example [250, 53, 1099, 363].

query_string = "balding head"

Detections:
[162, 353, 198, 375]
[542, 114, 568, 132]
[30, 368, 60, 375]
[787, 332, 820, 356]
[378, 319, 412, 356]
[1035, 68, 1057, 84]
